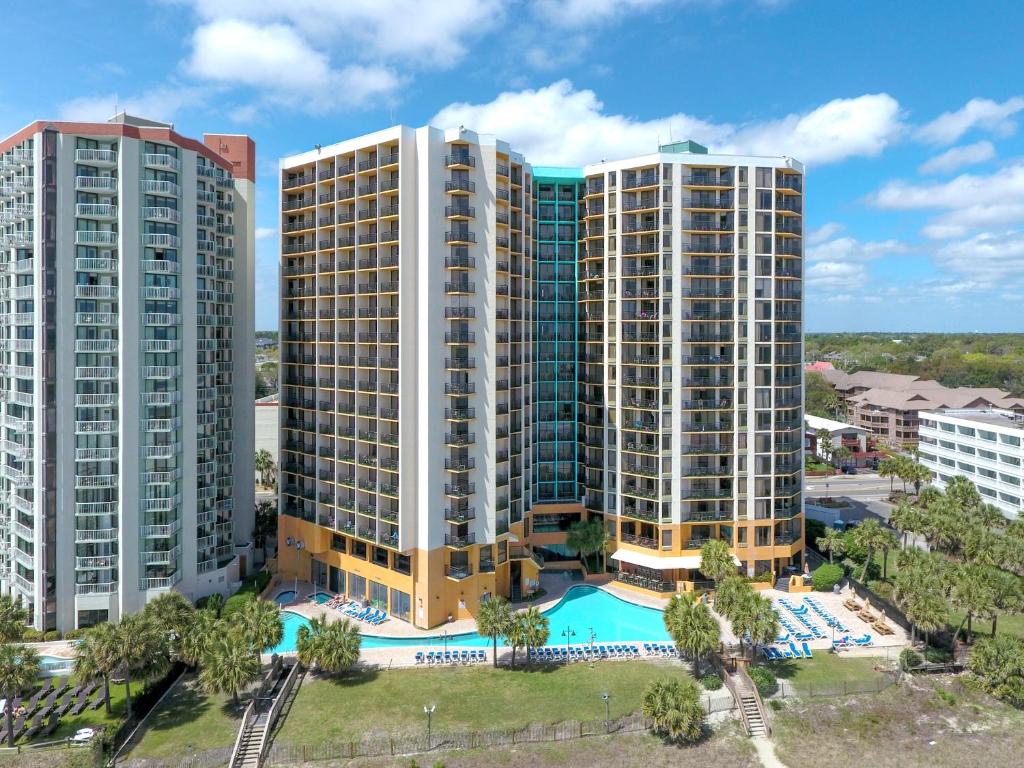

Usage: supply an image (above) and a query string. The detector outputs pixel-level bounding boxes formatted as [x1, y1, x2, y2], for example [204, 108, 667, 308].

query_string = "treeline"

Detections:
[807, 333, 1024, 396]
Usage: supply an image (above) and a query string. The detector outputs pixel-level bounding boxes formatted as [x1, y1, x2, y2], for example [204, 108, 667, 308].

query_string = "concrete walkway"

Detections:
[752, 736, 789, 768]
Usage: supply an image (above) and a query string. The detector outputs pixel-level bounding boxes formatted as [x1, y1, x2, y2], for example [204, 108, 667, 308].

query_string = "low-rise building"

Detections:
[918, 409, 1024, 520]
[804, 414, 869, 461]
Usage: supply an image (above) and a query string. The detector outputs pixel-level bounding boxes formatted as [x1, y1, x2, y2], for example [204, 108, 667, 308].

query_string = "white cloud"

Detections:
[433, 81, 904, 166]
[58, 85, 208, 123]
[532, 0, 671, 27]
[871, 163, 1024, 238]
[807, 222, 845, 245]
[255, 227, 277, 241]
[916, 96, 1024, 144]
[934, 230, 1024, 287]
[806, 236, 909, 264]
[806, 261, 867, 292]
[918, 140, 995, 175]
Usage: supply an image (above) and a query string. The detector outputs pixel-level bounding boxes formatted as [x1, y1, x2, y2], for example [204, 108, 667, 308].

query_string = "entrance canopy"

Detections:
[610, 549, 741, 571]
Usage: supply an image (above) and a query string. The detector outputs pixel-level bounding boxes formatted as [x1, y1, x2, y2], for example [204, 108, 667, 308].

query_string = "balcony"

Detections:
[445, 533, 476, 548]
[444, 507, 476, 523]
[445, 180, 475, 194]
[445, 564, 474, 580]
[445, 153, 476, 168]
[75, 148, 117, 165]
[76, 176, 118, 192]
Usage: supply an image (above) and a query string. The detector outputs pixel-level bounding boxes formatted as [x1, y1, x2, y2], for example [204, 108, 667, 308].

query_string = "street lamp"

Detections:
[423, 704, 436, 749]
[587, 627, 597, 663]
[283, 537, 305, 597]
[601, 692, 610, 728]
[562, 625, 576, 655]
[441, 629, 449, 656]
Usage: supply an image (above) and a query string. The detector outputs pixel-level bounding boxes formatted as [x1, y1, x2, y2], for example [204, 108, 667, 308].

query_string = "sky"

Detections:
[3, 0, 1024, 333]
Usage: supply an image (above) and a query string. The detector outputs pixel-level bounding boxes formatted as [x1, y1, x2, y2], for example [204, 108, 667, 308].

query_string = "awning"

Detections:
[610, 549, 740, 571]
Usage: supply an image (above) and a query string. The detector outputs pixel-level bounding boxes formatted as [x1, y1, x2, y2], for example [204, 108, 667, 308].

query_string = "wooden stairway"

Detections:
[740, 692, 767, 736]
[232, 715, 267, 768]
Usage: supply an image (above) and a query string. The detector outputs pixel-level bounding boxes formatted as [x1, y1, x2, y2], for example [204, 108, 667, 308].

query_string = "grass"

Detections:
[336, 722, 758, 768]
[773, 678, 1024, 768]
[128, 675, 247, 759]
[19, 676, 131, 745]
[757, 654, 891, 691]
[222, 570, 271, 616]
[276, 661, 684, 744]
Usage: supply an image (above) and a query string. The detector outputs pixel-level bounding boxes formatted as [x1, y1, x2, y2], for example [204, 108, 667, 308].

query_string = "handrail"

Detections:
[228, 698, 256, 768]
[734, 664, 772, 737]
[257, 662, 301, 765]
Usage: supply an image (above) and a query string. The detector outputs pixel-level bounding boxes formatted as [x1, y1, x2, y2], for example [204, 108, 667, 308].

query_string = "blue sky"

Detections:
[3, 0, 1023, 332]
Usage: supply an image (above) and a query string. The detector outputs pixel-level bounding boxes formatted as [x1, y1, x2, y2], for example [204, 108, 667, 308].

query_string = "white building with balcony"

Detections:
[918, 408, 1024, 519]
[0, 114, 256, 631]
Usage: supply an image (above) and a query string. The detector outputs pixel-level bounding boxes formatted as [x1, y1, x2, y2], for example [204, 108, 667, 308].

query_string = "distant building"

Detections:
[820, 369, 1024, 446]
[919, 409, 1024, 520]
[804, 361, 835, 374]
[255, 337, 276, 348]
[804, 414, 869, 461]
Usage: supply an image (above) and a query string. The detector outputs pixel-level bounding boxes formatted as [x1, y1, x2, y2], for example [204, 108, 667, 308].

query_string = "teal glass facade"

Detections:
[532, 169, 583, 503]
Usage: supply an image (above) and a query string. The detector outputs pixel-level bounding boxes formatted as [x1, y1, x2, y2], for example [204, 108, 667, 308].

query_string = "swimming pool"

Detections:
[273, 590, 297, 606]
[39, 655, 75, 677]
[310, 592, 333, 605]
[269, 585, 670, 655]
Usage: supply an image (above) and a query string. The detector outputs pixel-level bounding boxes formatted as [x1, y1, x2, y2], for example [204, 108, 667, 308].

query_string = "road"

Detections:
[805, 471, 896, 525]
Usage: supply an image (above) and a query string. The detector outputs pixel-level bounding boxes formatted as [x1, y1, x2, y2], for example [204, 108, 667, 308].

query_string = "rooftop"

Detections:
[923, 408, 1024, 431]
[805, 414, 866, 434]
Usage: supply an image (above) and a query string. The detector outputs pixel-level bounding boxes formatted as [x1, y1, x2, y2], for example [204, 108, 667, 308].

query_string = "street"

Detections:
[806, 471, 896, 526]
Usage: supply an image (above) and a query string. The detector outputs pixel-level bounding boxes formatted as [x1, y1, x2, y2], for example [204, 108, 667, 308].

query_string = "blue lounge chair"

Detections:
[801, 642, 814, 658]
[789, 642, 803, 658]
[642, 643, 652, 655]
[460, 650, 469, 663]
[415, 651, 424, 664]
[479, 650, 488, 663]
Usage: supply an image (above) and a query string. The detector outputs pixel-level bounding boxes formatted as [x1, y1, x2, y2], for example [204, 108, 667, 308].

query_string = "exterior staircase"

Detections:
[774, 576, 790, 592]
[232, 714, 268, 768]
[739, 692, 767, 736]
[229, 658, 299, 768]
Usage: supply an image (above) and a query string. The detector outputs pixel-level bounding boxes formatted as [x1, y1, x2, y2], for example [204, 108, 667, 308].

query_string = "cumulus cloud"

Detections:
[807, 222, 845, 245]
[916, 96, 1024, 144]
[934, 230, 1024, 287]
[433, 80, 904, 166]
[807, 236, 909, 264]
[59, 85, 209, 123]
[806, 261, 867, 292]
[871, 163, 1024, 238]
[255, 227, 277, 241]
[918, 140, 995, 175]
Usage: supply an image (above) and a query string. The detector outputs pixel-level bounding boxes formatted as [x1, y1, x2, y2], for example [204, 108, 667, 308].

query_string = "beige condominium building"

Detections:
[0, 114, 255, 631]
[278, 129, 804, 628]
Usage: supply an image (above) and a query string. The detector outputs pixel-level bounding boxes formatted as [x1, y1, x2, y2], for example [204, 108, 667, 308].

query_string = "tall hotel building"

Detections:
[279, 129, 804, 628]
[0, 114, 255, 632]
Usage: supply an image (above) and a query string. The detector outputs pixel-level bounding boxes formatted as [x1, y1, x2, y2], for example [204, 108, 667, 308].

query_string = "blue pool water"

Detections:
[269, 585, 670, 655]
[39, 655, 75, 677]
[273, 590, 297, 606]
[310, 592, 333, 604]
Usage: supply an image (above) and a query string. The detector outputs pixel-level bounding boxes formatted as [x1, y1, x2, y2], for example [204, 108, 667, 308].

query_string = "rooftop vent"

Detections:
[659, 140, 708, 155]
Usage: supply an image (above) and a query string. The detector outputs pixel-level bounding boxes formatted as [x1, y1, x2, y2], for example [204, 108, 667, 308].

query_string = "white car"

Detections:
[71, 728, 95, 744]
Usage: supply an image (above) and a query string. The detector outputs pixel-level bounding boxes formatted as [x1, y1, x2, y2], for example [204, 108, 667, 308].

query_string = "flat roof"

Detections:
[533, 166, 583, 180]
[923, 408, 1024, 431]
[805, 414, 866, 433]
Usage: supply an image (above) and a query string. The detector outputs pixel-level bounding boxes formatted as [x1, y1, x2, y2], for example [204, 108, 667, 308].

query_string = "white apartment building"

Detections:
[0, 114, 256, 631]
[278, 128, 805, 627]
[919, 408, 1024, 519]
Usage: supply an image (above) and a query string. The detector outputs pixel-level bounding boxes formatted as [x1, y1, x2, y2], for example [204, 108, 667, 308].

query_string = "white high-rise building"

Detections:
[0, 114, 256, 631]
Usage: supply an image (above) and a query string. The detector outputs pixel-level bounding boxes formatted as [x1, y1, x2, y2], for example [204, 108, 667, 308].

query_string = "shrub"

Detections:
[22, 628, 43, 642]
[748, 666, 778, 698]
[42, 630, 61, 641]
[751, 571, 775, 583]
[811, 563, 844, 591]
[768, 699, 783, 712]
[923, 646, 953, 664]
[700, 674, 723, 691]
[254, 569, 271, 594]
[62, 628, 86, 640]
[900, 648, 923, 671]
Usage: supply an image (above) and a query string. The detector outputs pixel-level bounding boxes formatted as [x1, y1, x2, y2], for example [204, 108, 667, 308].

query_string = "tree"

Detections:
[233, 598, 284, 658]
[878, 457, 899, 494]
[566, 518, 608, 573]
[0, 596, 27, 643]
[848, 519, 897, 583]
[989, 570, 1024, 637]
[832, 445, 853, 470]
[142, 592, 196, 660]
[641, 677, 705, 744]
[0, 643, 39, 746]
[699, 539, 736, 586]
[521, 607, 550, 665]
[732, 593, 780, 654]
[889, 501, 924, 551]
[663, 594, 720, 676]
[254, 448, 277, 489]
[712, 576, 751, 622]
[74, 622, 120, 715]
[816, 528, 846, 564]
[180, 609, 219, 668]
[949, 565, 997, 646]
[476, 597, 513, 668]
[967, 635, 1024, 707]
[502, 612, 528, 669]
[112, 613, 169, 718]
[253, 501, 278, 559]
[815, 427, 834, 463]
[206, 592, 225, 619]
[296, 617, 360, 674]
[199, 633, 261, 707]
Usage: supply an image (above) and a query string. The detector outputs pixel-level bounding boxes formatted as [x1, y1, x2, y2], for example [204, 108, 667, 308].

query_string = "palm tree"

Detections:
[917, 485, 942, 510]
[816, 528, 846, 564]
[641, 677, 705, 744]
[815, 428, 834, 463]
[297, 617, 360, 674]
[566, 519, 607, 572]
[199, 633, 260, 707]
[142, 592, 196, 660]
[878, 457, 899, 494]
[0, 643, 39, 746]
[296, 615, 328, 670]
[989, 570, 1024, 637]
[849, 519, 896, 582]
[180, 609, 219, 668]
[711, 575, 751, 622]
[74, 622, 120, 715]
[252, 501, 277, 559]
[832, 445, 853, 470]
[206, 592, 225, 619]
[254, 448, 276, 489]
[950, 565, 997, 646]
[903, 589, 948, 646]
[663, 594, 720, 676]
[112, 613, 168, 718]
[521, 607, 550, 665]
[699, 539, 736, 586]
[233, 598, 284, 657]
[0, 596, 27, 643]
[502, 613, 528, 669]
[732, 593, 779, 656]
[476, 596, 513, 668]
[889, 501, 923, 550]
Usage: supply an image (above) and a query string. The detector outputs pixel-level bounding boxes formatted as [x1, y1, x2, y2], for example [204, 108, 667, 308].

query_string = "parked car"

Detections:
[842, 465, 857, 475]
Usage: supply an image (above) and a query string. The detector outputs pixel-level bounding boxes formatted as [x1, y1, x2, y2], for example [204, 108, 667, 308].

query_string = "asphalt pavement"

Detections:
[806, 471, 896, 525]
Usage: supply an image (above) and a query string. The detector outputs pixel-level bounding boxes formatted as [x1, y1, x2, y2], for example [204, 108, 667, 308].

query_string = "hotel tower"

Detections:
[0, 114, 255, 632]
[278, 128, 804, 628]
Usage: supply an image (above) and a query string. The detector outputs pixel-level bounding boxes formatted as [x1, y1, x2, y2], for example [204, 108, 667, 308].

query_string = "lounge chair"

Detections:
[479, 650, 488, 663]
[854, 634, 873, 646]
[801, 642, 814, 658]
[425, 651, 435, 664]
[415, 651, 424, 664]
[460, 650, 469, 663]
[768, 647, 785, 660]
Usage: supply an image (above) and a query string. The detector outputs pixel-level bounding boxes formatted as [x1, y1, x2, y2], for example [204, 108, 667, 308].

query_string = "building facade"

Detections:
[919, 409, 1024, 520]
[0, 115, 255, 631]
[278, 129, 805, 628]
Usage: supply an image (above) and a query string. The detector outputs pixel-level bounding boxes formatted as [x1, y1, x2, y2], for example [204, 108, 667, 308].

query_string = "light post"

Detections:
[562, 625, 576, 655]
[441, 629, 449, 656]
[601, 692, 610, 729]
[423, 704, 436, 749]
[284, 537, 305, 597]
[587, 627, 597, 664]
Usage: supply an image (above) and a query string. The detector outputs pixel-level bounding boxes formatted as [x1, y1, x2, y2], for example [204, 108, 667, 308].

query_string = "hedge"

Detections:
[811, 563, 845, 591]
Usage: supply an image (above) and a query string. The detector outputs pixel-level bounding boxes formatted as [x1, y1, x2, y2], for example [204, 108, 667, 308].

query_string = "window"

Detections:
[661, 529, 672, 549]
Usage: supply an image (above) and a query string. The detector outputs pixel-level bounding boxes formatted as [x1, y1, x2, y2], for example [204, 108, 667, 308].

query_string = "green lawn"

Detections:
[277, 661, 684, 744]
[21, 676, 131, 745]
[128, 676, 246, 759]
[757, 654, 890, 690]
